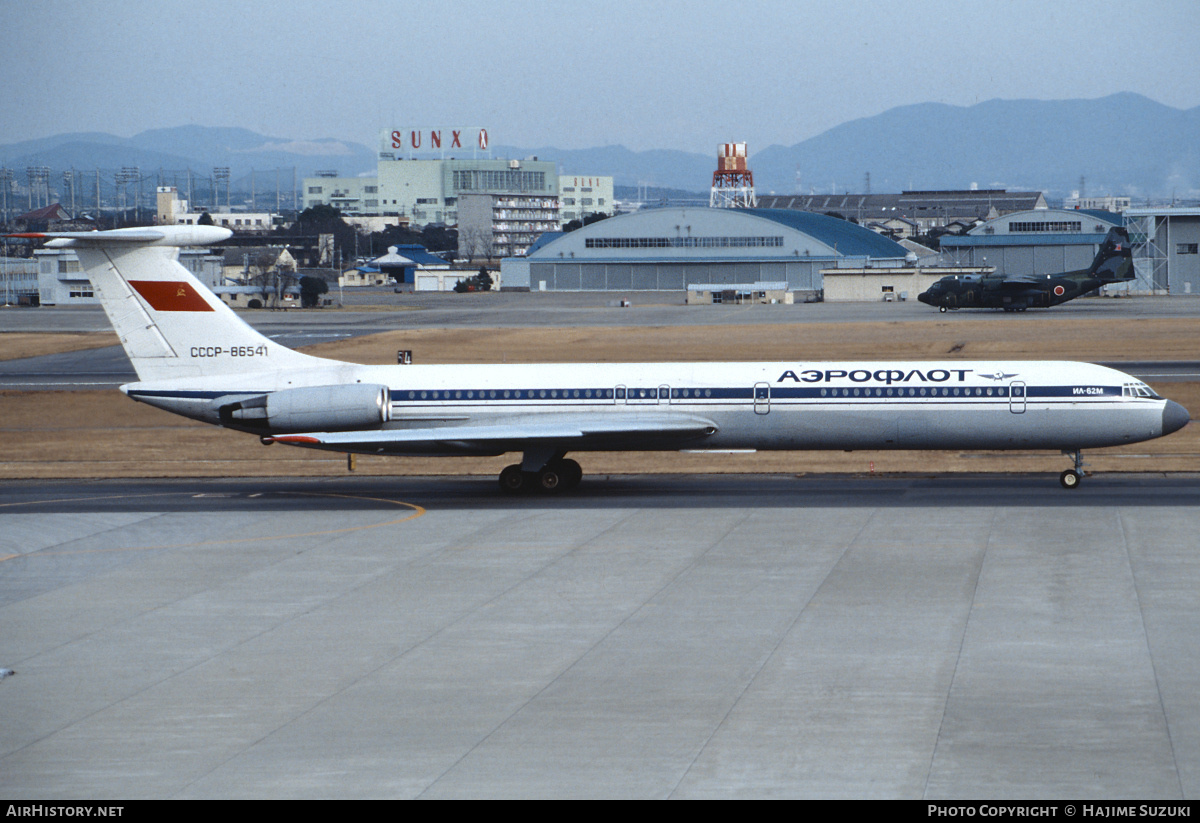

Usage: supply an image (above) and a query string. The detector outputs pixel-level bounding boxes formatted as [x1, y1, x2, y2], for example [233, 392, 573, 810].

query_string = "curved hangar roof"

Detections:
[944, 208, 1124, 249]
[526, 207, 907, 261]
[967, 208, 1122, 238]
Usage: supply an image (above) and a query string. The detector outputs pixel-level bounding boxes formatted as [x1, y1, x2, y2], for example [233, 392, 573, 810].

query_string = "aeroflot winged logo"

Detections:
[129, 280, 214, 312]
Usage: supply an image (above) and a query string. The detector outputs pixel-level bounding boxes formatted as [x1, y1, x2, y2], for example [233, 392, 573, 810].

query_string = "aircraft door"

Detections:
[1009, 381, 1026, 414]
[754, 382, 770, 415]
[626, 386, 661, 405]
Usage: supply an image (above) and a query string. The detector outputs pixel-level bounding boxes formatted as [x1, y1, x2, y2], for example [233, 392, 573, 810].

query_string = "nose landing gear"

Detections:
[1059, 449, 1086, 489]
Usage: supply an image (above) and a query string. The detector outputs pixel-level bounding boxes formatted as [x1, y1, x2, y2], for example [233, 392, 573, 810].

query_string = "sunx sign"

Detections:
[384, 128, 489, 152]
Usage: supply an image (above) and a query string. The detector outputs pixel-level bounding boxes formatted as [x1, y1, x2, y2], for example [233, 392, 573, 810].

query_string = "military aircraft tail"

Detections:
[1088, 226, 1134, 283]
[16, 226, 330, 382]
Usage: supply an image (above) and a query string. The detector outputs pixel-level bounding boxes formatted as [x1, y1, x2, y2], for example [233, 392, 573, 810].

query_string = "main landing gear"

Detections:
[499, 455, 583, 495]
[1059, 449, 1086, 490]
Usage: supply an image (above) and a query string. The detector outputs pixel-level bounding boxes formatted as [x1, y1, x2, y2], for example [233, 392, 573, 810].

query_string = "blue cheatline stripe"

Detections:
[385, 385, 1125, 402]
[128, 385, 1128, 404]
[390, 387, 752, 402]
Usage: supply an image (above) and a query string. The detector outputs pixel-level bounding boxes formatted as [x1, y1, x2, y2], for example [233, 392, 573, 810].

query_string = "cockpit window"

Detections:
[1124, 382, 1161, 399]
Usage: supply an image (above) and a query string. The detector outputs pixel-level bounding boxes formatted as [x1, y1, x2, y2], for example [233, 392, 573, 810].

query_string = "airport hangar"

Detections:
[937, 208, 1128, 281]
[499, 206, 910, 292]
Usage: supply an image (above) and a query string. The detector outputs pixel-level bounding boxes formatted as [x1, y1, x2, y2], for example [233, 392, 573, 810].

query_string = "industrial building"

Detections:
[221, 247, 298, 284]
[938, 208, 1124, 279]
[1063, 194, 1131, 213]
[34, 246, 222, 305]
[686, 282, 792, 304]
[559, 175, 614, 226]
[302, 161, 616, 231]
[1, 257, 39, 305]
[820, 265, 986, 303]
[302, 156, 555, 226]
[457, 192, 561, 259]
[352, 244, 453, 290]
[500, 206, 909, 292]
[302, 129, 613, 231]
[157, 187, 277, 234]
[1126, 207, 1200, 294]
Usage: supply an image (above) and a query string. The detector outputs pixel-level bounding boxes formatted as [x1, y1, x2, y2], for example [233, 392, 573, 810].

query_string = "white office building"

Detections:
[302, 129, 611, 230]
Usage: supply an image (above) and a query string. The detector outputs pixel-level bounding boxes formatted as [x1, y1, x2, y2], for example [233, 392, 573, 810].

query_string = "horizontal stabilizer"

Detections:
[9, 226, 232, 247]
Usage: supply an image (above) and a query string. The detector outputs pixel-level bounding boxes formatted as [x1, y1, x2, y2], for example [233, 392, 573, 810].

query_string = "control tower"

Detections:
[709, 143, 756, 208]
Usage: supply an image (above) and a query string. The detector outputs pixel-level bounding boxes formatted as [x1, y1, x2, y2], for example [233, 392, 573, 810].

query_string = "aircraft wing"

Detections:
[265, 412, 719, 451]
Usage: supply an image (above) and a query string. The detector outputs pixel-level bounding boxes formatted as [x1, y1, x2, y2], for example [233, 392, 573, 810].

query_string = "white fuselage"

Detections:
[125, 358, 1176, 455]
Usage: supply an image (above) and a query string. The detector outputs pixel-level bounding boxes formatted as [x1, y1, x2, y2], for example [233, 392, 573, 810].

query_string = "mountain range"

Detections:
[0, 127, 379, 191]
[746, 93, 1200, 200]
[2, 93, 1196, 201]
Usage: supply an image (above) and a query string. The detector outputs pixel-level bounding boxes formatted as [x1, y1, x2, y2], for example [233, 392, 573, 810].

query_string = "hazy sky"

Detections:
[3, 0, 1198, 154]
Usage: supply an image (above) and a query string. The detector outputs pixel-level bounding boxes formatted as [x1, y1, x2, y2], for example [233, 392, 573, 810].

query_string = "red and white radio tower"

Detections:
[709, 142, 756, 208]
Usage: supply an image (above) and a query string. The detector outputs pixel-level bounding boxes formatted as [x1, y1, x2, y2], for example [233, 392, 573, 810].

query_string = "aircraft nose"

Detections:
[917, 291, 932, 306]
[1162, 400, 1191, 436]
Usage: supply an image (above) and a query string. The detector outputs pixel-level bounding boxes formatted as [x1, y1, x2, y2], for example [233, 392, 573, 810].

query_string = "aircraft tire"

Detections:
[1059, 469, 1081, 490]
[939, 306, 947, 313]
[536, 466, 563, 493]
[499, 464, 527, 494]
[556, 458, 583, 489]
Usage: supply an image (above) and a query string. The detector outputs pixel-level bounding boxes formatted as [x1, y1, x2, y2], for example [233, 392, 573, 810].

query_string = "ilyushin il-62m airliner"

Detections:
[21, 226, 1190, 491]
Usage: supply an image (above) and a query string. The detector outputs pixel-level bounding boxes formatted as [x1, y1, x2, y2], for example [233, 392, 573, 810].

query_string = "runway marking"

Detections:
[0, 492, 186, 509]
[0, 491, 425, 561]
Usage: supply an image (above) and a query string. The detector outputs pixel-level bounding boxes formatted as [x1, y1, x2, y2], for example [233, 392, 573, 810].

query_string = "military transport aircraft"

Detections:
[917, 227, 1134, 312]
[17, 226, 1189, 491]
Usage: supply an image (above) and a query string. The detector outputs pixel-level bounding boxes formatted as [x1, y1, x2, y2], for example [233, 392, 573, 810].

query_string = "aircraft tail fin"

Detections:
[1089, 227, 1134, 283]
[20, 226, 331, 382]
